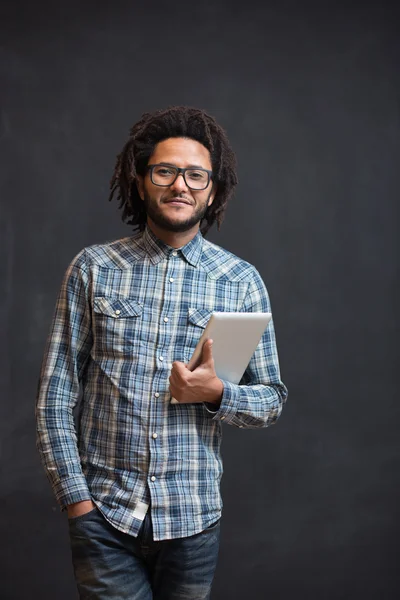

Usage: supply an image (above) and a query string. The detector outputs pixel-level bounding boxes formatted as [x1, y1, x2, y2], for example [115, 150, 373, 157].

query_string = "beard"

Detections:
[143, 190, 211, 233]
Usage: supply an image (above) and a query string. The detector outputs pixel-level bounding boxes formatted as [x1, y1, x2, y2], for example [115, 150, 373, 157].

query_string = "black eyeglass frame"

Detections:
[147, 163, 213, 191]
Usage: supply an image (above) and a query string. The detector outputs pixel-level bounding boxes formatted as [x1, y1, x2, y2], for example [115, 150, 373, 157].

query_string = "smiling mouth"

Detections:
[164, 198, 192, 206]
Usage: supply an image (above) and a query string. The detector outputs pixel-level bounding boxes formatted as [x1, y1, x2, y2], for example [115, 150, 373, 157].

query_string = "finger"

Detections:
[171, 361, 186, 374]
[171, 363, 189, 386]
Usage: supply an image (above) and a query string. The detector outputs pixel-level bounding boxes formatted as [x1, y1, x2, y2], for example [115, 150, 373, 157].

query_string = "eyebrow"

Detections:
[156, 162, 207, 169]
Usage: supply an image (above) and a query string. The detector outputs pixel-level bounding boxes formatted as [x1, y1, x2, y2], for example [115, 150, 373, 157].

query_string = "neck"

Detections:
[146, 219, 200, 249]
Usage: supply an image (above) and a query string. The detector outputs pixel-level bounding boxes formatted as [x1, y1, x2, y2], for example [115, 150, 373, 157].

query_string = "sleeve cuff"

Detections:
[53, 475, 92, 510]
[203, 379, 240, 423]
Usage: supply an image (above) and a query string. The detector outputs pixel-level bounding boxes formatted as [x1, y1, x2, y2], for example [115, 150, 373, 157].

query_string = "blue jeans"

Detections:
[68, 506, 220, 600]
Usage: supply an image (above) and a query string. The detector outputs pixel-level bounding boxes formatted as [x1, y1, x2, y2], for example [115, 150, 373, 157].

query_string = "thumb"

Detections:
[200, 339, 214, 364]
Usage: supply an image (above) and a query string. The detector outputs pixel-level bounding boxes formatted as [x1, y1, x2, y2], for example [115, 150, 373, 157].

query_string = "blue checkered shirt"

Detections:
[36, 226, 287, 540]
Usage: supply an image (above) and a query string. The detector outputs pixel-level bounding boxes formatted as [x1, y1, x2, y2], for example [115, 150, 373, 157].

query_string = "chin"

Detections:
[164, 221, 198, 233]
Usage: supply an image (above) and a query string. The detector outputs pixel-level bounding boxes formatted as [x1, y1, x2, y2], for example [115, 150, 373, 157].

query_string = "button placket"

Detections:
[149, 258, 181, 501]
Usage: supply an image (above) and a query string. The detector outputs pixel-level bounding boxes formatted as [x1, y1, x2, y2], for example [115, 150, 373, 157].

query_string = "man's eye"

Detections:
[187, 170, 206, 180]
[155, 167, 175, 177]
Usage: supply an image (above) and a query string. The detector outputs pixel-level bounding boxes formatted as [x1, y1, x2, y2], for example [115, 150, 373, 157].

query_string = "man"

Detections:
[36, 106, 288, 600]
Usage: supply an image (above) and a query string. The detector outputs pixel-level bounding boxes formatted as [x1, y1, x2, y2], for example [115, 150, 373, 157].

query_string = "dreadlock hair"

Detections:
[109, 106, 238, 236]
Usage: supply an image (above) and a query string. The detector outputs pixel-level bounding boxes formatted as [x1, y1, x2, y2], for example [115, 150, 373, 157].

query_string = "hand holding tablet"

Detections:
[170, 311, 272, 404]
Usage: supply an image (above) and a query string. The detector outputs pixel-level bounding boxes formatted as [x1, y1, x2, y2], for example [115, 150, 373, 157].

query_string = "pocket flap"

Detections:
[188, 307, 213, 329]
[93, 296, 143, 318]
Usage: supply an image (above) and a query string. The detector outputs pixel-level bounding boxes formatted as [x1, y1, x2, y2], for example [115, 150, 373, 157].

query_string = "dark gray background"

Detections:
[1, 0, 399, 598]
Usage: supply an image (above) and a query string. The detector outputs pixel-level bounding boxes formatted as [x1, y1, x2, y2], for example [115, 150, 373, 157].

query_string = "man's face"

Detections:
[136, 137, 216, 234]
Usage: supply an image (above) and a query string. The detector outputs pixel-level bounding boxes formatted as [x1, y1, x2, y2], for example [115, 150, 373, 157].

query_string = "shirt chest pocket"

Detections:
[92, 296, 144, 358]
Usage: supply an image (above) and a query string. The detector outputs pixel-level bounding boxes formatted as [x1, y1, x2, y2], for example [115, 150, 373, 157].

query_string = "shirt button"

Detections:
[168, 363, 173, 369]
[221, 416, 225, 420]
[151, 476, 156, 482]
[154, 392, 160, 398]
[152, 433, 158, 439]
[169, 277, 174, 283]
[115, 309, 121, 315]
[172, 251, 178, 257]
[159, 356, 164, 361]
[163, 317, 169, 323]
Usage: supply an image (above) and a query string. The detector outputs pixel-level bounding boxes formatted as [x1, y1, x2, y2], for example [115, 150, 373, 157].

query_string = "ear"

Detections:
[136, 175, 145, 201]
[208, 183, 218, 207]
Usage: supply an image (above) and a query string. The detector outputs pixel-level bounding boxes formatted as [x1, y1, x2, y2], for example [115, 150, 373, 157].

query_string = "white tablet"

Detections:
[170, 311, 272, 404]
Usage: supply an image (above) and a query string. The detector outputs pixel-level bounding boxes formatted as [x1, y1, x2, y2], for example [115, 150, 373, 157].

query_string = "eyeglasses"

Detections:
[147, 164, 213, 191]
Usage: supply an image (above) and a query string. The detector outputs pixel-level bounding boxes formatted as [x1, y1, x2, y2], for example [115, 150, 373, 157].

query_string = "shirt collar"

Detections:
[142, 225, 203, 267]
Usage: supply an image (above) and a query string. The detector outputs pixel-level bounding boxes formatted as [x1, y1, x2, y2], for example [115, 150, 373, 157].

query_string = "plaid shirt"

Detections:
[36, 226, 287, 541]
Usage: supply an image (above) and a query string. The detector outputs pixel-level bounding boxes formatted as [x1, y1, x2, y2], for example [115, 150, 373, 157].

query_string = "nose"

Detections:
[170, 172, 189, 194]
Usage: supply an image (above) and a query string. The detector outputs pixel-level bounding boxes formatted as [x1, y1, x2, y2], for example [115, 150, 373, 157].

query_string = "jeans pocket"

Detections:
[205, 518, 220, 531]
[68, 506, 98, 525]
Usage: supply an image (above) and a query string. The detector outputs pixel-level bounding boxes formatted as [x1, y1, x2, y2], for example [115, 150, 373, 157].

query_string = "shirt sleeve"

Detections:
[35, 250, 93, 508]
[205, 268, 288, 428]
